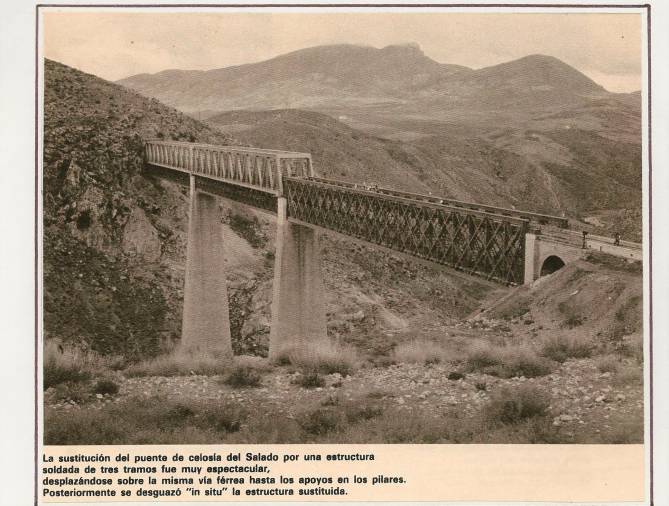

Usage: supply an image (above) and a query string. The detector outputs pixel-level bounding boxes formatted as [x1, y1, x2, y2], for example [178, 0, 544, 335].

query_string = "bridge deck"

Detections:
[307, 176, 568, 228]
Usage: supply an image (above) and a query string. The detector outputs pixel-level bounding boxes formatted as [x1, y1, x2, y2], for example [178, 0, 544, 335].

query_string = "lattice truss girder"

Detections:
[145, 141, 311, 193]
[284, 178, 528, 284]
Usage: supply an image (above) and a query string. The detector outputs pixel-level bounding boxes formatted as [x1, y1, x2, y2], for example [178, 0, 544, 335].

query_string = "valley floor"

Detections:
[43, 254, 644, 445]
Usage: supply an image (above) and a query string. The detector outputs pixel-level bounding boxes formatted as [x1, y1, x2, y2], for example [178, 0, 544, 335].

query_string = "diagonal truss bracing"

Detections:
[284, 177, 529, 285]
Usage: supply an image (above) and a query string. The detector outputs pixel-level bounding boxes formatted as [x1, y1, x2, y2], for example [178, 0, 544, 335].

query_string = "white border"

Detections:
[1, 1, 666, 505]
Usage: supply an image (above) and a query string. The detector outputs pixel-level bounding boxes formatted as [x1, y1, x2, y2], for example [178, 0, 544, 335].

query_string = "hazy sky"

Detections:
[43, 10, 643, 93]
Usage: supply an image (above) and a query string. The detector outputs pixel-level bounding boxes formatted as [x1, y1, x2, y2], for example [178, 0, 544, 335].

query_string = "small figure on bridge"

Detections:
[614, 232, 621, 246]
[582, 230, 588, 249]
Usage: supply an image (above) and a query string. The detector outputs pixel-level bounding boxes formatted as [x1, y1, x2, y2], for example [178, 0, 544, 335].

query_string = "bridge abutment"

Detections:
[269, 198, 328, 359]
[524, 232, 588, 284]
[181, 175, 233, 359]
[524, 232, 539, 284]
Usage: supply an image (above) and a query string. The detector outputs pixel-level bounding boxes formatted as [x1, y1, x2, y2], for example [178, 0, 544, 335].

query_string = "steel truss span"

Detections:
[284, 177, 529, 285]
[307, 176, 568, 229]
[144, 139, 313, 194]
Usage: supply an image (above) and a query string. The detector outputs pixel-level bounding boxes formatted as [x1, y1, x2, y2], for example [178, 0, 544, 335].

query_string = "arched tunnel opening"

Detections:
[540, 255, 566, 277]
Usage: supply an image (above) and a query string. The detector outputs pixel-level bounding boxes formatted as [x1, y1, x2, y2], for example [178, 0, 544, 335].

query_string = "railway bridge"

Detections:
[143, 140, 630, 360]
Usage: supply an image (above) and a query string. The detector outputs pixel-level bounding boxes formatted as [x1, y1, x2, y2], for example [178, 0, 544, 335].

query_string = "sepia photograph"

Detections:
[40, 7, 645, 447]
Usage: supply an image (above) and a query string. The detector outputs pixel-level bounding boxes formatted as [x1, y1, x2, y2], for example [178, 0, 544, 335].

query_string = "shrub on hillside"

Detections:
[298, 407, 345, 436]
[612, 364, 643, 387]
[596, 355, 620, 374]
[92, 378, 120, 395]
[615, 333, 644, 363]
[558, 301, 584, 328]
[504, 348, 554, 378]
[343, 402, 384, 424]
[273, 342, 358, 376]
[335, 409, 455, 444]
[51, 381, 91, 404]
[541, 335, 593, 363]
[483, 385, 550, 425]
[293, 372, 325, 389]
[465, 342, 501, 372]
[124, 348, 230, 377]
[45, 395, 246, 445]
[465, 343, 554, 378]
[43, 341, 121, 389]
[392, 340, 448, 365]
[223, 365, 262, 388]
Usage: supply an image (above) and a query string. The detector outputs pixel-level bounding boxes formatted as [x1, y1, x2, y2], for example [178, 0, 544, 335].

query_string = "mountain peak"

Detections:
[380, 42, 424, 54]
[473, 53, 605, 94]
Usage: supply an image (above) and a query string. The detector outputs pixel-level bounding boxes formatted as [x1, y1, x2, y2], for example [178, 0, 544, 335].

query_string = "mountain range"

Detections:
[118, 43, 615, 116]
[117, 43, 641, 237]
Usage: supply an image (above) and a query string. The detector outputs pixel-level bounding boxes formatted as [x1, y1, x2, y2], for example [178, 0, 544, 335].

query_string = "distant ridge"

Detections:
[117, 43, 606, 113]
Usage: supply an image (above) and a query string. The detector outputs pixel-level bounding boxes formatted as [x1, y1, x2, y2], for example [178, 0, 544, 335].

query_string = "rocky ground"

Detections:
[44, 355, 643, 444]
[45, 280, 644, 445]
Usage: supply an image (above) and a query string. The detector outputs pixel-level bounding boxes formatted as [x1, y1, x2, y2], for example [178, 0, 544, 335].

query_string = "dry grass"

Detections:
[392, 340, 449, 365]
[465, 342, 555, 378]
[124, 348, 231, 377]
[273, 341, 359, 376]
[43, 340, 124, 389]
[45, 395, 246, 445]
[612, 364, 643, 387]
[596, 355, 621, 374]
[293, 372, 326, 389]
[223, 366, 263, 388]
[45, 386, 566, 445]
[616, 333, 644, 364]
[233, 354, 272, 371]
[221, 356, 271, 388]
[540, 335, 593, 363]
[92, 378, 120, 395]
[598, 421, 644, 444]
[483, 385, 551, 425]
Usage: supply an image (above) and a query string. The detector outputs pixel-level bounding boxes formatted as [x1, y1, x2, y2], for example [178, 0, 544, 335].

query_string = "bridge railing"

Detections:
[307, 176, 568, 229]
[144, 140, 313, 194]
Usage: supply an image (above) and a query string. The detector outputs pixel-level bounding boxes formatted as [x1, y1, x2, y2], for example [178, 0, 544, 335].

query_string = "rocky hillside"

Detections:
[208, 109, 642, 230]
[43, 59, 235, 356]
[43, 59, 496, 360]
[207, 109, 435, 192]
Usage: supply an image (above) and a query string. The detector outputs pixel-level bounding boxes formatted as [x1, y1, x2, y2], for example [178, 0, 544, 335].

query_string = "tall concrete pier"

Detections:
[181, 175, 233, 359]
[269, 198, 328, 358]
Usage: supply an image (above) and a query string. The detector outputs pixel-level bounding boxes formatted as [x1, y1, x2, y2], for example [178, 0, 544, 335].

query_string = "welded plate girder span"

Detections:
[195, 176, 278, 214]
[143, 164, 278, 213]
[284, 177, 528, 284]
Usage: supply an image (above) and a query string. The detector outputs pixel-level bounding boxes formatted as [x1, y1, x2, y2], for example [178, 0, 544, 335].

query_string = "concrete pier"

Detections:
[269, 198, 328, 358]
[181, 175, 233, 359]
